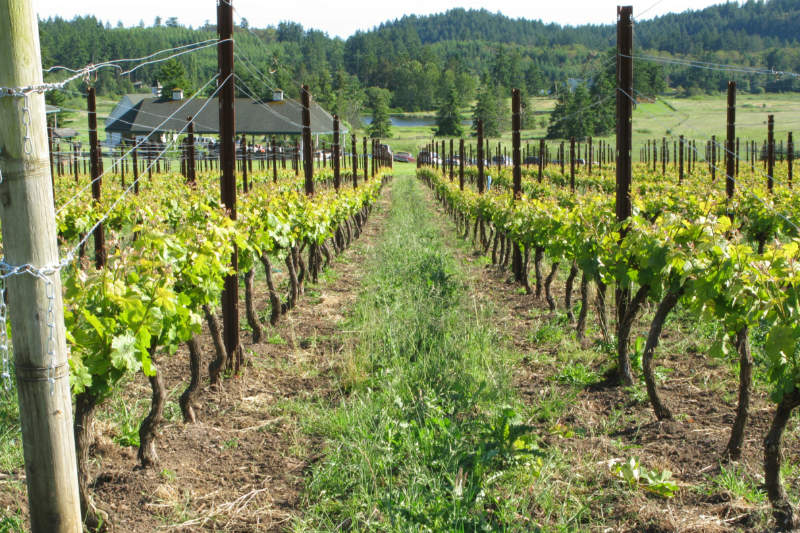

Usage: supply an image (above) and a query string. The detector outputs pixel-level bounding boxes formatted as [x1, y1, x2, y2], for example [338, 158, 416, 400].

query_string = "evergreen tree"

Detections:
[158, 59, 191, 98]
[472, 83, 504, 137]
[546, 82, 594, 139]
[435, 87, 464, 137]
[367, 87, 392, 138]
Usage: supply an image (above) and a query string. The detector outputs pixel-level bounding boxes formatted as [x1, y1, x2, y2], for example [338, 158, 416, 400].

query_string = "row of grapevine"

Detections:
[418, 157, 800, 526]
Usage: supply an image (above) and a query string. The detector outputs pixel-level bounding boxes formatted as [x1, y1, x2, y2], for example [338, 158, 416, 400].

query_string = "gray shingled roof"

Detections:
[105, 96, 335, 135]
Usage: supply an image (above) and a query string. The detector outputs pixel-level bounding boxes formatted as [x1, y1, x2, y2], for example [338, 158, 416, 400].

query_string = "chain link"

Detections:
[44, 278, 56, 395]
[0, 278, 10, 392]
[21, 96, 33, 155]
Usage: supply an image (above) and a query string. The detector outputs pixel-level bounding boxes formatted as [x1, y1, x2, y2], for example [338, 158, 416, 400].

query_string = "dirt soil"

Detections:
[0, 181, 392, 532]
[423, 183, 800, 533]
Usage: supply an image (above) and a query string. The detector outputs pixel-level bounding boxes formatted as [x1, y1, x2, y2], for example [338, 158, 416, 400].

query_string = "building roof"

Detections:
[53, 127, 78, 139]
[105, 95, 336, 136]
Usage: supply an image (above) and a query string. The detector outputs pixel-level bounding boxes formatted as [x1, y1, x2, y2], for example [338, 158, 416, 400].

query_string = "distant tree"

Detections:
[367, 87, 392, 138]
[547, 83, 594, 139]
[153, 16, 161, 27]
[158, 59, 191, 98]
[472, 83, 504, 137]
[435, 86, 464, 137]
[165, 17, 179, 28]
[517, 86, 535, 129]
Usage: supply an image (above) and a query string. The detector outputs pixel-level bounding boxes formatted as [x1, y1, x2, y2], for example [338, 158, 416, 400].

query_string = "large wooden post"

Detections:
[511, 89, 523, 282]
[459, 138, 465, 191]
[333, 115, 340, 192]
[0, 1, 82, 530]
[615, 5, 635, 387]
[302, 85, 314, 195]
[87, 87, 105, 269]
[186, 117, 196, 185]
[726, 81, 736, 199]
[477, 119, 485, 194]
[217, 0, 241, 373]
[352, 134, 358, 188]
[768, 115, 775, 192]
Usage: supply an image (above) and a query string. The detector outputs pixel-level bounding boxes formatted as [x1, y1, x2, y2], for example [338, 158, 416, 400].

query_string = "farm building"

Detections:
[104, 88, 338, 146]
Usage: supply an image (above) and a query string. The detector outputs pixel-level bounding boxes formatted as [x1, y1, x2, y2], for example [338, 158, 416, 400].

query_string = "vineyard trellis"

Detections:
[418, 5, 800, 529]
[0, 0, 394, 531]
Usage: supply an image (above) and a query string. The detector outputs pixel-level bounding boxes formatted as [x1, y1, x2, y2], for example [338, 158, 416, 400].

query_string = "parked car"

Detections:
[491, 155, 513, 166]
[393, 151, 416, 163]
[524, 156, 541, 165]
[417, 150, 441, 165]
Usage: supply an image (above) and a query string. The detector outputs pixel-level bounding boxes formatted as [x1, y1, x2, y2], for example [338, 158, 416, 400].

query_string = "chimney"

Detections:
[272, 90, 284, 102]
[172, 88, 184, 101]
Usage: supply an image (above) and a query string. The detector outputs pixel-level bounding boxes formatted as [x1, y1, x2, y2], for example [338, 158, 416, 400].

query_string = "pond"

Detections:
[361, 115, 472, 127]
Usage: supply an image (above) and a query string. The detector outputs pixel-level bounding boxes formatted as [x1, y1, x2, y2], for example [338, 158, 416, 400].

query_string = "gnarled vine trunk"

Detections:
[259, 253, 283, 325]
[726, 326, 752, 460]
[544, 262, 560, 311]
[616, 285, 649, 387]
[204, 304, 227, 386]
[180, 336, 202, 423]
[74, 392, 109, 531]
[565, 261, 579, 322]
[138, 346, 165, 468]
[642, 289, 683, 420]
[244, 268, 263, 343]
[764, 388, 800, 530]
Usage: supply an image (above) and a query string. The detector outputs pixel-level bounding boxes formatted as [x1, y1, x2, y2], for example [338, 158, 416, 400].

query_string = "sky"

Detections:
[35, 0, 732, 39]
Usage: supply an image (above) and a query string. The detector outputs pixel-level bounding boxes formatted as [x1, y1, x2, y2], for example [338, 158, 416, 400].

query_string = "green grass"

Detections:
[294, 171, 544, 531]
[377, 92, 796, 162]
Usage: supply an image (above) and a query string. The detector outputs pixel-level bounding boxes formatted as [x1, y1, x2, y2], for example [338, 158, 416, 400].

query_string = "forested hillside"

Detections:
[38, 0, 800, 125]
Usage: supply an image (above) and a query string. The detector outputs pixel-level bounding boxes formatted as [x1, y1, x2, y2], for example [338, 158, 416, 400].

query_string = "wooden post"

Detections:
[352, 134, 358, 188]
[301, 85, 314, 195]
[449, 138, 454, 181]
[72, 142, 78, 183]
[217, 0, 241, 370]
[538, 138, 544, 183]
[569, 136, 576, 192]
[242, 135, 250, 193]
[477, 119, 485, 194]
[459, 138, 465, 191]
[87, 87, 105, 268]
[362, 137, 367, 183]
[511, 88, 523, 282]
[726, 81, 735, 199]
[789, 132, 793, 189]
[132, 144, 139, 194]
[768, 115, 774, 192]
[615, 5, 634, 387]
[679, 135, 684, 185]
[588, 136, 593, 176]
[271, 137, 278, 183]
[0, 1, 82, 529]
[186, 117, 196, 185]
[333, 115, 340, 192]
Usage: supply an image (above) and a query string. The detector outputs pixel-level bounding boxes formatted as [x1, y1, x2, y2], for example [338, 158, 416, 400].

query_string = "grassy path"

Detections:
[295, 170, 538, 531]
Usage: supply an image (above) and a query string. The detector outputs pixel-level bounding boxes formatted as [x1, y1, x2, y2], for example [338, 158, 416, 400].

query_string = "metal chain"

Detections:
[44, 277, 56, 395]
[21, 96, 33, 155]
[0, 278, 10, 392]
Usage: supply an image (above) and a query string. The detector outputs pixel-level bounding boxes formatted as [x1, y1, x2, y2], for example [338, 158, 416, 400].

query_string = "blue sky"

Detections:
[35, 0, 730, 39]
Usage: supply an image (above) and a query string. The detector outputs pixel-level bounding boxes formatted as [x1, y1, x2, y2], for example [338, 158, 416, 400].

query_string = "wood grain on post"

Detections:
[0, 1, 82, 530]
